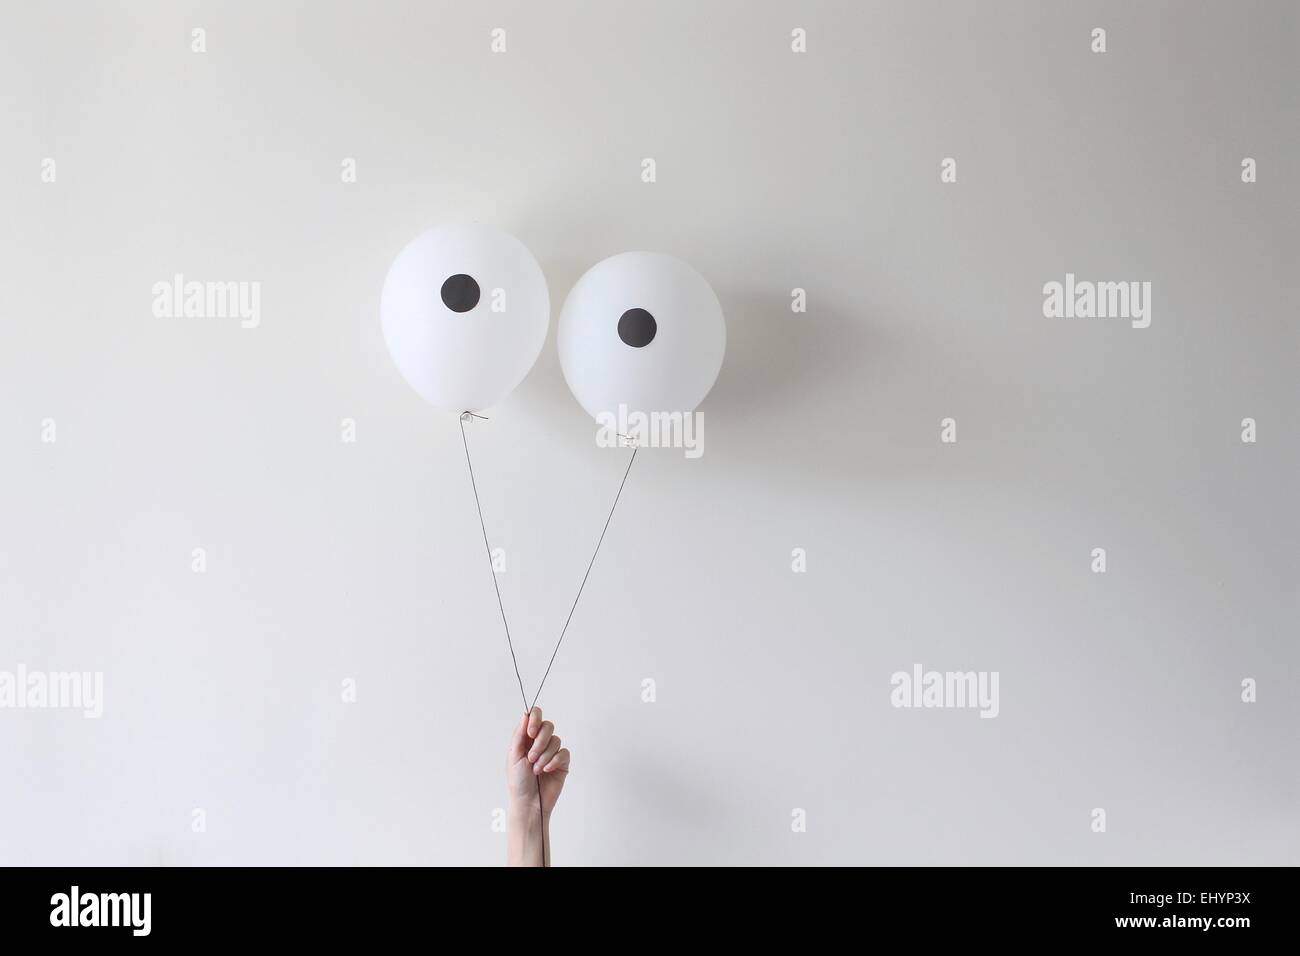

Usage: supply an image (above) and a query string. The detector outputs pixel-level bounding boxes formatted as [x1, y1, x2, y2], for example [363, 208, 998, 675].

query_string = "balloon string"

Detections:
[457, 412, 639, 867]
[458, 411, 529, 712]
[458, 411, 545, 865]
[529, 440, 638, 712]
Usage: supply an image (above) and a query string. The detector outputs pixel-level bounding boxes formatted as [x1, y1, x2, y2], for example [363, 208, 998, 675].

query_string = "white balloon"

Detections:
[381, 224, 549, 412]
[558, 252, 726, 420]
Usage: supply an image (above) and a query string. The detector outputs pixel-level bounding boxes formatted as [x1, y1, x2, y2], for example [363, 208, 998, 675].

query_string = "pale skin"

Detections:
[506, 706, 571, 866]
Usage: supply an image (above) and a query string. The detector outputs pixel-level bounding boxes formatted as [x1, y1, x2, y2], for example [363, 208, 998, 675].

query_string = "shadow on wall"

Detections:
[701, 286, 1068, 495]
[707, 288, 884, 419]
[700, 287, 916, 493]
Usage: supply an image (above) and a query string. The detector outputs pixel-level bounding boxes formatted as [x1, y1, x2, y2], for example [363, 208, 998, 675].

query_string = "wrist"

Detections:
[506, 801, 551, 867]
[509, 802, 551, 825]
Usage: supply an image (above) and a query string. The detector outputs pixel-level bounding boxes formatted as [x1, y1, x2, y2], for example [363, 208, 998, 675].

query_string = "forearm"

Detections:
[507, 806, 551, 867]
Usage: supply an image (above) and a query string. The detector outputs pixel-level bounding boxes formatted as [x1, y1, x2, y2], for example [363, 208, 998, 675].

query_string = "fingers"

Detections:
[532, 735, 562, 774]
[541, 747, 570, 775]
[512, 707, 569, 775]
[510, 706, 543, 760]
[528, 721, 555, 763]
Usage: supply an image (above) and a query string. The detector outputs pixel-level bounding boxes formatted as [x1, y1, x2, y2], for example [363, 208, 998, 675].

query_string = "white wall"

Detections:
[0, 0, 1295, 865]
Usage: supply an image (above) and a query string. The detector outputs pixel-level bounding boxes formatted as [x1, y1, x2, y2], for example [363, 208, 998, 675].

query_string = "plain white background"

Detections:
[1, 0, 1295, 865]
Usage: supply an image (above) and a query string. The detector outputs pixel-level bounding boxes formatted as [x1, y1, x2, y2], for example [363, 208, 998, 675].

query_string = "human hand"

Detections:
[506, 706, 571, 816]
[506, 706, 570, 866]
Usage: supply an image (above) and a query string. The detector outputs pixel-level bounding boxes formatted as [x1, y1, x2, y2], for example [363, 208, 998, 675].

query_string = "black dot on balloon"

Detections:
[618, 308, 657, 348]
[441, 274, 480, 313]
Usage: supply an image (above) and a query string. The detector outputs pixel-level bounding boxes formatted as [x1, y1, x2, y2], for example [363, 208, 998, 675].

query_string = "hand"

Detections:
[507, 706, 571, 815]
[506, 706, 571, 866]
